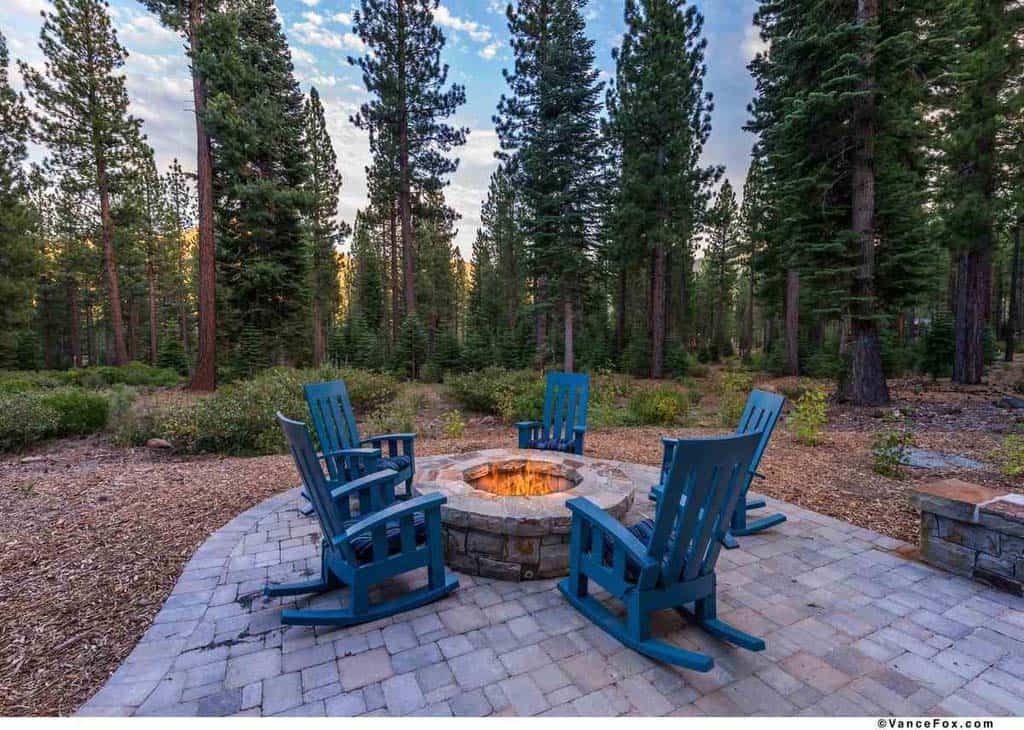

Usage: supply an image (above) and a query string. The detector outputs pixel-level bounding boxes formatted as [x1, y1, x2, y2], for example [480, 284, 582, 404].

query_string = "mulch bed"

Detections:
[1, 378, 1021, 715]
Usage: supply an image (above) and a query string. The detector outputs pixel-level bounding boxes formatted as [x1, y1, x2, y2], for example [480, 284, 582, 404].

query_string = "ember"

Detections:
[464, 459, 580, 497]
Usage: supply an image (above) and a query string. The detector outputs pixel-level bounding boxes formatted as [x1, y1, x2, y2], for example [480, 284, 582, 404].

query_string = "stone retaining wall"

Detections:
[913, 479, 1024, 596]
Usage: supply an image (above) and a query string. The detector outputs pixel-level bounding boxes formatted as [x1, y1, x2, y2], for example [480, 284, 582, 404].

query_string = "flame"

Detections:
[467, 461, 574, 497]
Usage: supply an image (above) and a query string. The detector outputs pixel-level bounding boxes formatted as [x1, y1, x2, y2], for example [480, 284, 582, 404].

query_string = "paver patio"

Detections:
[78, 458, 1024, 717]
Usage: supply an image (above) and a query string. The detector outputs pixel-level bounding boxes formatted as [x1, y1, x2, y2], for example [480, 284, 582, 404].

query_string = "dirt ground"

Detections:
[1, 365, 1022, 716]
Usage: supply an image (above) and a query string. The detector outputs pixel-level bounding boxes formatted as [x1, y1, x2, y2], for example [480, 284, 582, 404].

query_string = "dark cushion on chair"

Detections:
[598, 518, 656, 579]
[376, 454, 412, 472]
[348, 512, 427, 564]
[529, 437, 575, 452]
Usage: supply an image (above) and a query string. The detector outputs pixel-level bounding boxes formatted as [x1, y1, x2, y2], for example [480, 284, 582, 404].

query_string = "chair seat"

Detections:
[347, 512, 427, 564]
[376, 454, 412, 472]
[529, 437, 574, 452]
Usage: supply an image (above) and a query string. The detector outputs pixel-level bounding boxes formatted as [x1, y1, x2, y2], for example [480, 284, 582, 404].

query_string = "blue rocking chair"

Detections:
[305, 380, 416, 499]
[265, 413, 457, 627]
[558, 431, 766, 671]
[650, 389, 786, 549]
[516, 372, 589, 455]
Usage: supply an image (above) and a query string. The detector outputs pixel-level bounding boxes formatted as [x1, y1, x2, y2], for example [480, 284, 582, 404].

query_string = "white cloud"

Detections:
[117, 12, 182, 50]
[301, 10, 324, 25]
[478, 41, 501, 60]
[742, 22, 768, 62]
[299, 0, 320, 6]
[434, 4, 492, 43]
[290, 21, 365, 52]
[291, 46, 316, 65]
[331, 11, 353, 25]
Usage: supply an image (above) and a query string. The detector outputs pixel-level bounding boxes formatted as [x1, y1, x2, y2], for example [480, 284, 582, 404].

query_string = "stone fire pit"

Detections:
[415, 448, 635, 580]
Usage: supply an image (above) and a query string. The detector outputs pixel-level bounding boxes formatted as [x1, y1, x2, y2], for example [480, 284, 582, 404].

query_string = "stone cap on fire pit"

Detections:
[415, 448, 635, 537]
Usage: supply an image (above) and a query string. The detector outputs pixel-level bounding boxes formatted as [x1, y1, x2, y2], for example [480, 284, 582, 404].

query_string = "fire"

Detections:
[466, 460, 578, 497]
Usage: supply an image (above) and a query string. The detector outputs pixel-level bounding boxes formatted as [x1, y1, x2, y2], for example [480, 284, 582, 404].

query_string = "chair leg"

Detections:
[281, 575, 458, 627]
[720, 532, 740, 550]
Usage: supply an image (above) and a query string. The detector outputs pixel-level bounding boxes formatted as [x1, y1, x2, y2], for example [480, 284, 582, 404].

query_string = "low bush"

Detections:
[1000, 435, 1024, 478]
[788, 387, 828, 445]
[0, 387, 113, 451]
[442, 410, 466, 438]
[627, 386, 689, 426]
[446, 368, 543, 422]
[871, 430, 915, 478]
[717, 372, 753, 426]
[0, 394, 61, 451]
[145, 366, 399, 455]
[0, 362, 181, 391]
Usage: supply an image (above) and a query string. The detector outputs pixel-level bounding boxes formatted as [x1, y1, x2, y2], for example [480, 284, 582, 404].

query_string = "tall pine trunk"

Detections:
[96, 155, 128, 365]
[396, 0, 416, 318]
[67, 277, 80, 367]
[390, 206, 400, 346]
[843, 0, 889, 405]
[312, 298, 325, 365]
[148, 256, 158, 364]
[1004, 219, 1020, 362]
[563, 297, 574, 372]
[954, 249, 990, 383]
[189, 2, 217, 391]
[785, 269, 800, 376]
[650, 240, 666, 378]
[741, 263, 754, 360]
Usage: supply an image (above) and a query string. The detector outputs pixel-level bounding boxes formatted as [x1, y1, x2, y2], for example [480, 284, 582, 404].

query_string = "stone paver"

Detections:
[77, 461, 1023, 717]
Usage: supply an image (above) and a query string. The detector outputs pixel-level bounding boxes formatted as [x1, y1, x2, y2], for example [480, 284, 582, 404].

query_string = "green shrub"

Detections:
[788, 387, 828, 445]
[38, 388, 110, 435]
[1000, 435, 1024, 478]
[366, 397, 418, 436]
[627, 386, 689, 426]
[147, 366, 399, 455]
[446, 368, 543, 421]
[442, 410, 466, 438]
[871, 430, 916, 478]
[919, 311, 955, 378]
[0, 394, 60, 451]
[717, 372, 753, 426]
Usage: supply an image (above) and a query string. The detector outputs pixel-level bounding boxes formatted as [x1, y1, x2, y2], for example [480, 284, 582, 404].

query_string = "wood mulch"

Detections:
[1, 373, 1021, 716]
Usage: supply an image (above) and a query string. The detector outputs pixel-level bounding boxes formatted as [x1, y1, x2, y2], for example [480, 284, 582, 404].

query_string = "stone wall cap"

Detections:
[980, 494, 1024, 526]
[913, 479, 1006, 506]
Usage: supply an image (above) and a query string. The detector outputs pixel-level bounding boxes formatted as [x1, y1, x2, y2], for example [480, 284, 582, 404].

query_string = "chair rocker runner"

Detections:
[516, 372, 590, 455]
[265, 413, 457, 627]
[650, 389, 786, 548]
[558, 431, 766, 671]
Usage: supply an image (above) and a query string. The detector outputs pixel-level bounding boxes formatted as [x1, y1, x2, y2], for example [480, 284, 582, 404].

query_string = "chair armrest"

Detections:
[660, 436, 680, 447]
[566, 497, 656, 569]
[573, 426, 586, 434]
[321, 447, 381, 460]
[333, 493, 446, 546]
[329, 469, 398, 502]
[516, 421, 542, 429]
[362, 433, 416, 444]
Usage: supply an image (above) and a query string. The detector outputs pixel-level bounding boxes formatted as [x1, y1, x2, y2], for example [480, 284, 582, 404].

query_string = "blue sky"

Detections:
[2, 0, 766, 256]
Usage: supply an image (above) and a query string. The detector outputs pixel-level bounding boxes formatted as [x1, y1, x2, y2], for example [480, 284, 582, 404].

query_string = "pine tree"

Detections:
[701, 180, 740, 361]
[195, 0, 312, 367]
[350, 0, 467, 318]
[933, 0, 1023, 383]
[21, 0, 142, 366]
[605, 0, 718, 376]
[496, 0, 605, 372]
[305, 87, 347, 365]
[137, 0, 220, 389]
[0, 31, 39, 369]
[163, 158, 195, 366]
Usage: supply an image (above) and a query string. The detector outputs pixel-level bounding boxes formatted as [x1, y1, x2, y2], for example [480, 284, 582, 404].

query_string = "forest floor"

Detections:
[1, 360, 1023, 715]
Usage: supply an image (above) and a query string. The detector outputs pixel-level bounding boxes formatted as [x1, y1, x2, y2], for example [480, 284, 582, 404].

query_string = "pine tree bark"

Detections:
[396, 0, 416, 317]
[841, 0, 890, 405]
[390, 206, 400, 346]
[954, 249, 990, 383]
[148, 256, 158, 365]
[1004, 220, 1020, 362]
[312, 297, 325, 365]
[650, 240, 666, 378]
[785, 269, 800, 376]
[189, 0, 217, 391]
[563, 297, 574, 373]
[67, 277, 81, 367]
[741, 263, 754, 360]
[95, 154, 128, 366]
